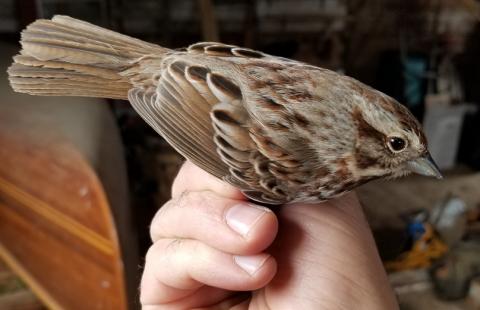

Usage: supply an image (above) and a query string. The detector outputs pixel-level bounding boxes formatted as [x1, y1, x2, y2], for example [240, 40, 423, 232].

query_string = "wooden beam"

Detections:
[198, 0, 220, 42]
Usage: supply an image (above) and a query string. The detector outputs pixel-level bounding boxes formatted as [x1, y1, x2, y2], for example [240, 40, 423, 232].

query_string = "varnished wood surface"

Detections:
[0, 259, 45, 310]
[0, 128, 114, 240]
[0, 242, 61, 310]
[0, 104, 129, 309]
[0, 290, 45, 310]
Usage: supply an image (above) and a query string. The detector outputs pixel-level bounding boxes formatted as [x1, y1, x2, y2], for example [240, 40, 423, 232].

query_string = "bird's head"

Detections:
[352, 90, 442, 181]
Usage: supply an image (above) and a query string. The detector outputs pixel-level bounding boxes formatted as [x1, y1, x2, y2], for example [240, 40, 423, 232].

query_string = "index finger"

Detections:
[171, 161, 245, 200]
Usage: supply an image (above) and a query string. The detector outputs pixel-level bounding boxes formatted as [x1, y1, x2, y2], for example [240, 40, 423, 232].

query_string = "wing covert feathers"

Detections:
[126, 58, 289, 204]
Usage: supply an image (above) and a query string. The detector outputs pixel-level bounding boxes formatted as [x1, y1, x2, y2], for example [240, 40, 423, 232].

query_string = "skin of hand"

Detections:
[140, 161, 400, 309]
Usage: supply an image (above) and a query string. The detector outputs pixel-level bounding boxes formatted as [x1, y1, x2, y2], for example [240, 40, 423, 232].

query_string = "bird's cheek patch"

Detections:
[355, 147, 380, 169]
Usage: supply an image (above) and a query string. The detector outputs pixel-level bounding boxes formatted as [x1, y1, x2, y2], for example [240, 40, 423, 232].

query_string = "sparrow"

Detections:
[7, 15, 442, 205]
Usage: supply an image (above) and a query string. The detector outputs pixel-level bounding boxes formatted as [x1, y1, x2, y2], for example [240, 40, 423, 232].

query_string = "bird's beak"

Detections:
[406, 153, 443, 179]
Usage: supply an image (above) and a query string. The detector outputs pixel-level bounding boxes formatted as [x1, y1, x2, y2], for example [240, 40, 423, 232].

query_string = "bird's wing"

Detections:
[129, 46, 300, 204]
[128, 61, 227, 179]
[127, 53, 291, 204]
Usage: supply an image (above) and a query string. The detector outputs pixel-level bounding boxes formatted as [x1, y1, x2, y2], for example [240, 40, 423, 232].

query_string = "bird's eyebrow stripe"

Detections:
[352, 107, 384, 142]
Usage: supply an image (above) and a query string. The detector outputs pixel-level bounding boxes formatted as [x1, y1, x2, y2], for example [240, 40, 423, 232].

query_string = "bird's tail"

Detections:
[8, 15, 169, 100]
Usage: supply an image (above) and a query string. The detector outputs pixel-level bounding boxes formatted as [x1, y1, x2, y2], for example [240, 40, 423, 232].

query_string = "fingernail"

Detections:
[226, 204, 269, 237]
[234, 254, 270, 276]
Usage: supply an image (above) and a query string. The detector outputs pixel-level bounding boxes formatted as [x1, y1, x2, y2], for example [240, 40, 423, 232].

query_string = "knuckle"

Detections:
[145, 239, 181, 264]
[148, 191, 200, 240]
[149, 190, 232, 242]
[165, 239, 184, 253]
[186, 241, 212, 265]
[149, 203, 170, 241]
[174, 191, 224, 221]
[185, 191, 228, 224]
[174, 190, 206, 208]
[144, 242, 160, 263]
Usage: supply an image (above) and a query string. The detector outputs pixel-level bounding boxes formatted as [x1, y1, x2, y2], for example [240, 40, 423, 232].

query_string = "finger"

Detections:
[171, 161, 244, 200]
[141, 286, 234, 309]
[140, 239, 276, 306]
[150, 191, 278, 255]
[141, 289, 249, 310]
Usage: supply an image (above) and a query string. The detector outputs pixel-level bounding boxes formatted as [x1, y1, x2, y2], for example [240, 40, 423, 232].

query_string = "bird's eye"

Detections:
[388, 136, 407, 152]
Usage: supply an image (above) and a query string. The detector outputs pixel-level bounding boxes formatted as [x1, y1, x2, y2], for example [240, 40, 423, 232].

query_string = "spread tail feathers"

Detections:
[8, 15, 169, 100]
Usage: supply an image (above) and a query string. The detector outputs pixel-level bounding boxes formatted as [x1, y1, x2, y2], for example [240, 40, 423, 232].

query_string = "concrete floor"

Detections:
[398, 289, 472, 310]
[358, 168, 480, 230]
[358, 170, 480, 310]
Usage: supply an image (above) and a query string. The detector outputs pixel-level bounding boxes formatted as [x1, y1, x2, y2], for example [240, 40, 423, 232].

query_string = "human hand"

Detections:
[140, 161, 399, 309]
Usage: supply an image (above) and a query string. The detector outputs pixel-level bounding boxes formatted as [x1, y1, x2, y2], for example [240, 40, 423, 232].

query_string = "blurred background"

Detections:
[0, 0, 480, 309]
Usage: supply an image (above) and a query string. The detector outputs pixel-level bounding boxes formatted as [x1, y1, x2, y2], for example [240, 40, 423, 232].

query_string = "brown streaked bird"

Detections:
[7, 16, 442, 205]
